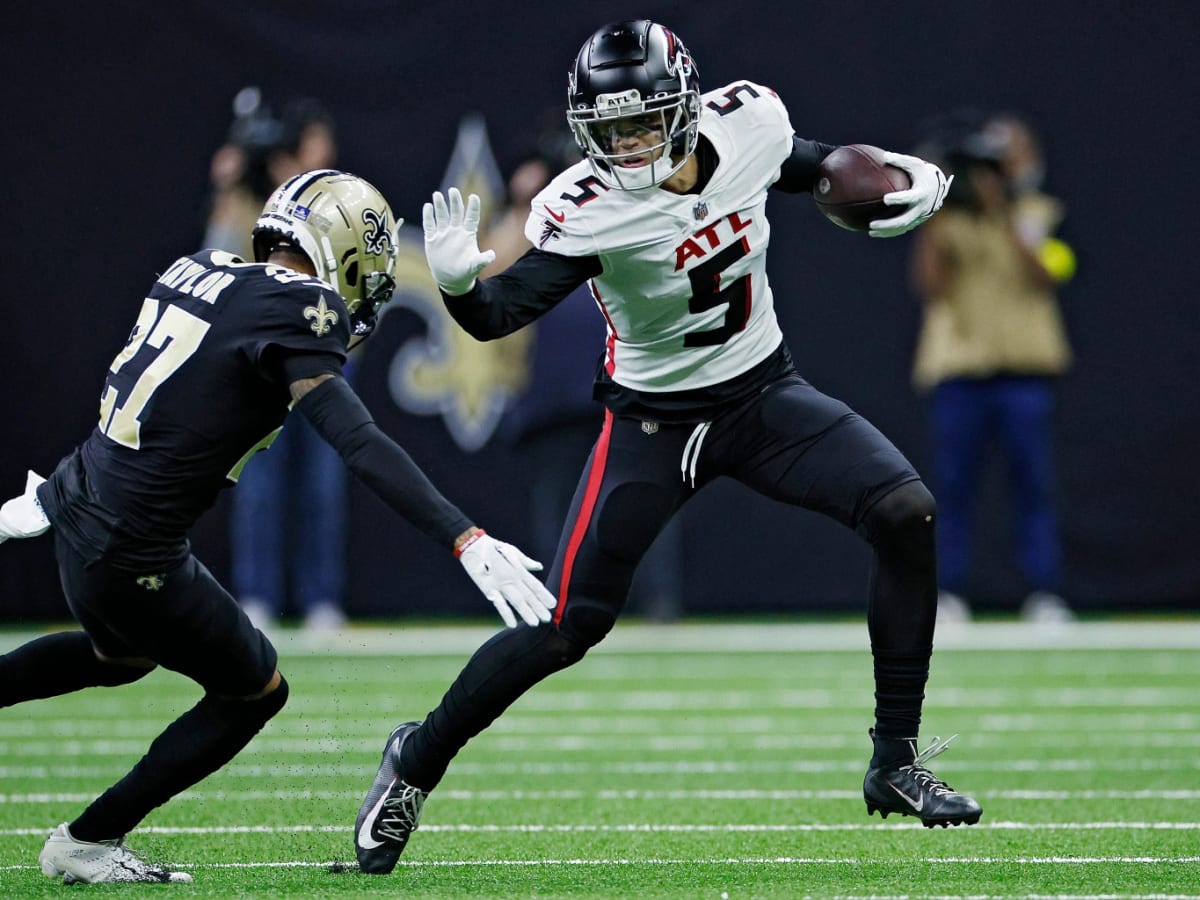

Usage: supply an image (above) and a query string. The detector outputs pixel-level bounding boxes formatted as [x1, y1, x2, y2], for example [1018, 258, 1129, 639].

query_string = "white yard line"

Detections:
[5, 788, 1200, 804]
[5, 729, 1200, 755]
[4, 821, 1200, 837]
[5, 726, 1200, 750]
[6, 851, 1200, 868]
[2, 787, 1200, 801]
[3, 757, 1199, 777]
[3, 620, 1200, 656]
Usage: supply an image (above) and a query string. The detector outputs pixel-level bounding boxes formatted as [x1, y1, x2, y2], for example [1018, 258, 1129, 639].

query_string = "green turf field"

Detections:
[2, 619, 1198, 898]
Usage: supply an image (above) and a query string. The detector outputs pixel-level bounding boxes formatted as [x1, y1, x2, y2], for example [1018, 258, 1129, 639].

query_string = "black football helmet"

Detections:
[567, 20, 701, 190]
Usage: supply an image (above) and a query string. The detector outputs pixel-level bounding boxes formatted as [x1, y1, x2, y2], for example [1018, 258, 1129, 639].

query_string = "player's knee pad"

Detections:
[594, 482, 676, 563]
[248, 674, 290, 722]
[862, 481, 936, 550]
[559, 602, 617, 651]
[95, 659, 155, 687]
[205, 674, 290, 731]
[536, 623, 591, 670]
[475, 623, 591, 688]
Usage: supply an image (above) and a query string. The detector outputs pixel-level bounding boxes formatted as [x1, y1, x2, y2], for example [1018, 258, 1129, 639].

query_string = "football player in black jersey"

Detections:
[0, 170, 555, 884]
[352, 20, 981, 875]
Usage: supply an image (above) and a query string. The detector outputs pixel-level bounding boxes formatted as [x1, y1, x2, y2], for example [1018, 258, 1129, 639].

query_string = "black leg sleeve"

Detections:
[401, 624, 587, 791]
[70, 677, 289, 841]
[0, 632, 150, 708]
[861, 482, 938, 746]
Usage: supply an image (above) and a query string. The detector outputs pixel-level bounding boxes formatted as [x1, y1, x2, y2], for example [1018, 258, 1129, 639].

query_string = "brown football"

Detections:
[813, 144, 912, 232]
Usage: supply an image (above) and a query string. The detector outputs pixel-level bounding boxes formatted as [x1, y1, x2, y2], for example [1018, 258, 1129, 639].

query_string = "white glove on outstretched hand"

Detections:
[456, 530, 557, 628]
[422, 187, 497, 296]
[0, 470, 50, 544]
[869, 152, 953, 238]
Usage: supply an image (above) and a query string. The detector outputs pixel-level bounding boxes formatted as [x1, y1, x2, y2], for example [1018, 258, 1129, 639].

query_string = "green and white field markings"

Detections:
[1, 619, 1197, 897]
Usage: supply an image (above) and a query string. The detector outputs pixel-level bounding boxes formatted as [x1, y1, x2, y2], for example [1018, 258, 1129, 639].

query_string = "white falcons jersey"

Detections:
[525, 81, 795, 392]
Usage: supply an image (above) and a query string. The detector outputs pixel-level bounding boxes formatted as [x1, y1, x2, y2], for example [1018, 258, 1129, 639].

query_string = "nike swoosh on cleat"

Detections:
[357, 775, 398, 850]
[885, 780, 924, 812]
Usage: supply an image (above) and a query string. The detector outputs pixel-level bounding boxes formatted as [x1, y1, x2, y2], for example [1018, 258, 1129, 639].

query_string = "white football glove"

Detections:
[456, 530, 557, 628]
[869, 152, 953, 238]
[0, 470, 51, 544]
[422, 187, 497, 296]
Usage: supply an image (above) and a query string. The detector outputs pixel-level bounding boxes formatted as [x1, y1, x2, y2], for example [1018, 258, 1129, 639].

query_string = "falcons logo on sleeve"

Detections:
[539, 219, 563, 248]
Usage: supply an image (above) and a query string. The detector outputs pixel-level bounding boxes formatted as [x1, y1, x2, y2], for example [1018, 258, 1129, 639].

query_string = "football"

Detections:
[813, 144, 912, 232]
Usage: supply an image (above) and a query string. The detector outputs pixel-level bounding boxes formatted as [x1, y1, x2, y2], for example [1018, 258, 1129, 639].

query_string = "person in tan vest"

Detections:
[911, 113, 1075, 624]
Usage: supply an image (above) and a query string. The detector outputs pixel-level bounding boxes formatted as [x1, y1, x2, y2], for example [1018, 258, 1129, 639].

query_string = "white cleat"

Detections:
[39, 823, 193, 884]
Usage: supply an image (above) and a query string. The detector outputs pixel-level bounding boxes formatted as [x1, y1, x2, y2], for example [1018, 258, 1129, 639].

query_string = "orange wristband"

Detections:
[454, 529, 486, 558]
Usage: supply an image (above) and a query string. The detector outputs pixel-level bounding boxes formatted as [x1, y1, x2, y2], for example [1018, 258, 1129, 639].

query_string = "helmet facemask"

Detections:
[569, 90, 700, 190]
[351, 268, 397, 338]
[252, 170, 399, 340]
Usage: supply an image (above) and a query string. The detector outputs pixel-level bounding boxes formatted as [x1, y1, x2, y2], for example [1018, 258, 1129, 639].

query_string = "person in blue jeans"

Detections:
[928, 376, 1064, 620]
[911, 112, 1075, 623]
[230, 382, 350, 631]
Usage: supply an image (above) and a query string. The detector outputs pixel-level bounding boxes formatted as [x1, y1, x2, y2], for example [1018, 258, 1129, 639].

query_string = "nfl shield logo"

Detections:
[692, 201, 708, 221]
[641, 421, 659, 435]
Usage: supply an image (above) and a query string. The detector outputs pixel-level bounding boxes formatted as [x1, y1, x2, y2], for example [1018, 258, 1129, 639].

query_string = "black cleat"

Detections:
[355, 721, 428, 874]
[864, 732, 982, 827]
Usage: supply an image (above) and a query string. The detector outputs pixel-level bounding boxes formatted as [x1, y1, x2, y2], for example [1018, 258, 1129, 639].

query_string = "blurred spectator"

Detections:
[488, 151, 685, 620]
[204, 88, 337, 259]
[204, 89, 350, 633]
[910, 112, 1076, 623]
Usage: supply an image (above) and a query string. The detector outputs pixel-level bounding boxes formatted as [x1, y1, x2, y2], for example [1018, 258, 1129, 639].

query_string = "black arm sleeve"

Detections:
[276, 350, 344, 386]
[442, 247, 602, 341]
[294, 376, 473, 548]
[772, 137, 840, 193]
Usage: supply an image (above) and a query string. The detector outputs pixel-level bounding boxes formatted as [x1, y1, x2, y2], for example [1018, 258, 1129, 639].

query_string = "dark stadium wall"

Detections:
[1, 1, 1196, 620]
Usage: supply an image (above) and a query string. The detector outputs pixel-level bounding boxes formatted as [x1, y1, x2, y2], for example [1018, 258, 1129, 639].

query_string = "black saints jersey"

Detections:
[40, 249, 349, 569]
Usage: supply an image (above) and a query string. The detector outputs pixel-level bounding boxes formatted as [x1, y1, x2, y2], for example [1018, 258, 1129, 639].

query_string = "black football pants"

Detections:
[403, 374, 936, 789]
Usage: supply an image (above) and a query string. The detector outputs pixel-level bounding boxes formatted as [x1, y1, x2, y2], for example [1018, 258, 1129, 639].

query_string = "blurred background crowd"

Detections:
[2, 1, 1195, 625]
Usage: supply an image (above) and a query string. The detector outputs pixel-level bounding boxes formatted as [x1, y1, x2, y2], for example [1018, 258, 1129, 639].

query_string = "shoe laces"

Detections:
[900, 734, 960, 796]
[377, 782, 426, 842]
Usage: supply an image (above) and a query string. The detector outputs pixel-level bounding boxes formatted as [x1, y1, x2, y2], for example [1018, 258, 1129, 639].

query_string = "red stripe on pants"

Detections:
[555, 409, 613, 625]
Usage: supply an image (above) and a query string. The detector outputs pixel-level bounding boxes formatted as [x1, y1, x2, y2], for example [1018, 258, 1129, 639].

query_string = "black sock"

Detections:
[0, 632, 149, 708]
[402, 625, 585, 791]
[870, 649, 931, 748]
[862, 483, 937, 754]
[70, 678, 289, 841]
[870, 728, 918, 768]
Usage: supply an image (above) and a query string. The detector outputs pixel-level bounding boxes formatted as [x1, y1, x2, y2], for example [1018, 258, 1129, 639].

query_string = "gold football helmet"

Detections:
[252, 169, 399, 337]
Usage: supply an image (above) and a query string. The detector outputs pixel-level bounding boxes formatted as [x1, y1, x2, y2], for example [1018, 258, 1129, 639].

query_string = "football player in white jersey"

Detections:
[354, 19, 978, 874]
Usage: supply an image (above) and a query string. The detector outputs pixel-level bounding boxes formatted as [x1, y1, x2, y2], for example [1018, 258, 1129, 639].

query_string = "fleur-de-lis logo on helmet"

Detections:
[304, 295, 338, 337]
[361, 208, 392, 256]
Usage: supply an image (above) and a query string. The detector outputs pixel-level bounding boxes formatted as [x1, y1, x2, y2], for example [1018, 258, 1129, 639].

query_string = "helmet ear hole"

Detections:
[345, 259, 359, 289]
[251, 228, 279, 263]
